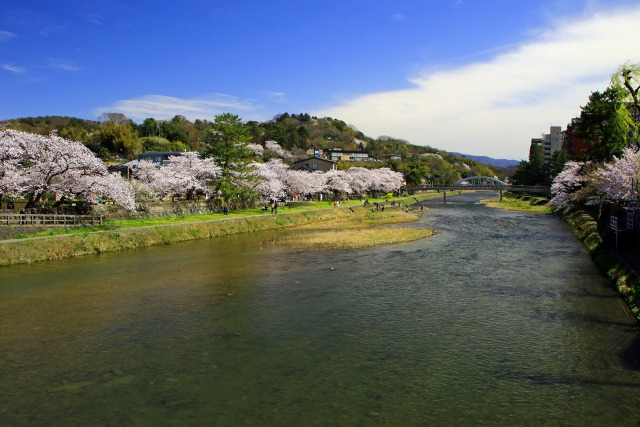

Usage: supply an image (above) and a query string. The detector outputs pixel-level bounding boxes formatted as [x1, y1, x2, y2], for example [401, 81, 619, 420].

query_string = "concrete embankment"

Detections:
[0, 208, 354, 267]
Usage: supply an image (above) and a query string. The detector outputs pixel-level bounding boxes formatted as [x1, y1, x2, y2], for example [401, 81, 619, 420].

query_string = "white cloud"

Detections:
[0, 30, 16, 40]
[2, 63, 26, 73]
[94, 94, 259, 122]
[317, 5, 640, 160]
[391, 13, 406, 22]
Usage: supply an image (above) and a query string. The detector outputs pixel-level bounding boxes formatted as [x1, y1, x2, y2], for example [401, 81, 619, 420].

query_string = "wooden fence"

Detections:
[0, 214, 103, 226]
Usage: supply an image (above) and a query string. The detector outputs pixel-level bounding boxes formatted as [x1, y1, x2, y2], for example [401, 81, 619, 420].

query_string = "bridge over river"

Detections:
[406, 176, 551, 196]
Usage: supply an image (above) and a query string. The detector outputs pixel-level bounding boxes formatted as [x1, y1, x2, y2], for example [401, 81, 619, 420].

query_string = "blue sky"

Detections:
[2, 0, 639, 160]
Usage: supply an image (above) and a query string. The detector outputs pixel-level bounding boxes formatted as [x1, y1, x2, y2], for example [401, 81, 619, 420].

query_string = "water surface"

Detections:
[1, 192, 638, 426]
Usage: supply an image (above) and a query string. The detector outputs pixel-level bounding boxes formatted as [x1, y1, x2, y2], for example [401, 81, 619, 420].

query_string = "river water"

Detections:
[1, 192, 639, 426]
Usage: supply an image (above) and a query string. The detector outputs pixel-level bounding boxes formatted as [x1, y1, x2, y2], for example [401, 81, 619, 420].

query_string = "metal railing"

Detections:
[0, 214, 103, 226]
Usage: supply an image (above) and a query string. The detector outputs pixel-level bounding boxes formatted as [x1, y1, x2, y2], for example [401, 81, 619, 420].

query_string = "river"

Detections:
[0, 192, 638, 426]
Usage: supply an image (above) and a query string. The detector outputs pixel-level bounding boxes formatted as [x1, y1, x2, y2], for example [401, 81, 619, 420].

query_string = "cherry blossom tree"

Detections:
[72, 172, 136, 211]
[548, 161, 604, 213]
[131, 159, 163, 187]
[0, 162, 24, 202]
[0, 130, 135, 210]
[284, 169, 326, 199]
[323, 169, 352, 197]
[246, 143, 264, 156]
[549, 162, 585, 213]
[264, 140, 293, 158]
[0, 132, 27, 202]
[163, 153, 221, 199]
[599, 147, 640, 201]
[248, 159, 288, 200]
[345, 167, 373, 195]
[368, 168, 405, 193]
[132, 153, 220, 200]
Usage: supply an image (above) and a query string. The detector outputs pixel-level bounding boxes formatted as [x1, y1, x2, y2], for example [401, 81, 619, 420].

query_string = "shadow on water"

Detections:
[498, 370, 640, 388]
[620, 334, 640, 370]
[530, 310, 640, 329]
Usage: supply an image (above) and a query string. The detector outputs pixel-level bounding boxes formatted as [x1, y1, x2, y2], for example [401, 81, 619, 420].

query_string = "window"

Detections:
[312, 163, 318, 170]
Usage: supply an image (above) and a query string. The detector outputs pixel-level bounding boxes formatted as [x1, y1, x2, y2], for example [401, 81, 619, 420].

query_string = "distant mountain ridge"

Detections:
[450, 152, 520, 168]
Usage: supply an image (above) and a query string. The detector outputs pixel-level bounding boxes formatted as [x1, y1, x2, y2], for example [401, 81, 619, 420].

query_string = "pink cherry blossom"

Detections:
[599, 147, 640, 200]
[0, 130, 136, 210]
[133, 153, 220, 200]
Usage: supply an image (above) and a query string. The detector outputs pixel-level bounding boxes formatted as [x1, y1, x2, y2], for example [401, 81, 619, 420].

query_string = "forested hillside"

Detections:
[0, 113, 505, 185]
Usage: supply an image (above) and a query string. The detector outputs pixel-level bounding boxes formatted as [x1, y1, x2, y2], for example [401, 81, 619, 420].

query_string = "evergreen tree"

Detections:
[201, 113, 256, 200]
[576, 86, 633, 161]
[511, 145, 549, 185]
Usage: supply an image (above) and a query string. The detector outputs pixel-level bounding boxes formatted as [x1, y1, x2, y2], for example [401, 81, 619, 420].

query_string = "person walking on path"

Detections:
[223, 205, 229, 215]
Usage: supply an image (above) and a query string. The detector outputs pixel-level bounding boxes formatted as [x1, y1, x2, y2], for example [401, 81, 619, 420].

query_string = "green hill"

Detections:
[0, 113, 507, 185]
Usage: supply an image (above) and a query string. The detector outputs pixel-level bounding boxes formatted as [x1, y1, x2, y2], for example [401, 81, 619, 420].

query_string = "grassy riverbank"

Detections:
[480, 195, 552, 214]
[273, 208, 434, 250]
[0, 194, 443, 266]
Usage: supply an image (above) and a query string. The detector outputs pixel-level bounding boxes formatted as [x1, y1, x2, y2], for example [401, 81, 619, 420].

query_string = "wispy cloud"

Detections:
[0, 30, 16, 40]
[2, 63, 26, 73]
[95, 94, 259, 122]
[49, 60, 81, 71]
[85, 13, 103, 26]
[317, 4, 640, 160]
[263, 91, 288, 103]
[391, 13, 406, 22]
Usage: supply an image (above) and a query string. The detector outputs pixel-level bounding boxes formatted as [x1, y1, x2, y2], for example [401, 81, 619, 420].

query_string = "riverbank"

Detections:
[0, 194, 440, 266]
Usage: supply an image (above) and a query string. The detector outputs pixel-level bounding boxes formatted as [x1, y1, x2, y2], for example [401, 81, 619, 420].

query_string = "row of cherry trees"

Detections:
[134, 155, 404, 202]
[1, 130, 405, 212]
[249, 159, 404, 200]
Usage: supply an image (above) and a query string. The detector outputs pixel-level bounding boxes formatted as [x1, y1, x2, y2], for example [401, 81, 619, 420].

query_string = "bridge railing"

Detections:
[0, 214, 103, 226]
[404, 185, 550, 195]
[504, 186, 550, 195]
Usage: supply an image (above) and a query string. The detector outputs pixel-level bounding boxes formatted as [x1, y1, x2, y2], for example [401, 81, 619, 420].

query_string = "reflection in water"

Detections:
[1, 192, 639, 426]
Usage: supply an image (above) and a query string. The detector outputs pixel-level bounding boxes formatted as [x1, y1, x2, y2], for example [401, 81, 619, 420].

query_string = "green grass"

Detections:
[0, 191, 454, 266]
[480, 196, 553, 214]
[6, 193, 446, 239]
